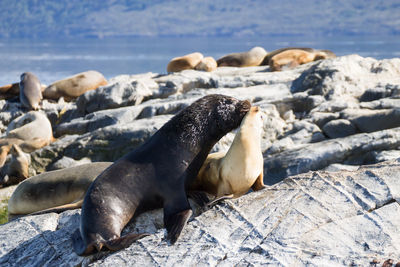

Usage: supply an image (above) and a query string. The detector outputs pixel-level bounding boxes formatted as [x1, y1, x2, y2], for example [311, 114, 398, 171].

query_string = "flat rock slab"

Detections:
[0, 160, 399, 266]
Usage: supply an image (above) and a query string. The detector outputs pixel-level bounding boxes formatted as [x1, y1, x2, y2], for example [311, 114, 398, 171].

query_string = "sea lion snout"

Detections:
[251, 106, 260, 113]
[241, 100, 251, 112]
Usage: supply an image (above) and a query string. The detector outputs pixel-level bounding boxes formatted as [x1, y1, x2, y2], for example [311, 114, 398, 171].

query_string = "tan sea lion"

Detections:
[260, 47, 336, 70]
[42, 70, 108, 101]
[72, 94, 251, 255]
[0, 138, 50, 153]
[194, 57, 218, 72]
[217, 46, 267, 67]
[190, 106, 265, 198]
[19, 72, 42, 110]
[6, 111, 53, 143]
[260, 47, 316, 66]
[7, 162, 112, 218]
[0, 144, 30, 188]
[0, 145, 11, 168]
[0, 137, 49, 170]
[167, 52, 204, 72]
[269, 49, 336, 71]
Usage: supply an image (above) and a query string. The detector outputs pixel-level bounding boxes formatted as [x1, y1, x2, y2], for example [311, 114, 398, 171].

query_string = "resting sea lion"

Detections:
[6, 111, 53, 144]
[72, 94, 251, 255]
[43, 70, 107, 101]
[0, 144, 30, 188]
[7, 162, 112, 218]
[167, 52, 204, 72]
[0, 137, 49, 169]
[0, 83, 17, 94]
[194, 57, 218, 72]
[261, 47, 336, 68]
[0, 83, 21, 100]
[190, 106, 265, 198]
[269, 49, 336, 71]
[217, 46, 267, 67]
[260, 47, 316, 66]
[19, 72, 42, 110]
[0, 138, 50, 153]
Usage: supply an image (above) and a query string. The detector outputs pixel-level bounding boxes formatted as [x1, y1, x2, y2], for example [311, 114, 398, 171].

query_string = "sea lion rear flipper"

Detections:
[72, 229, 93, 256]
[251, 173, 266, 191]
[105, 232, 149, 251]
[164, 208, 192, 244]
[30, 200, 84, 216]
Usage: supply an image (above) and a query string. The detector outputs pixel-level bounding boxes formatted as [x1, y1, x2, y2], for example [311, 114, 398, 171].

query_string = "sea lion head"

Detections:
[249, 46, 267, 56]
[164, 94, 251, 148]
[315, 50, 336, 60]
[20, 72, 35, 82]
[240, 106, 264, 136]
[207, 94, 251, 134]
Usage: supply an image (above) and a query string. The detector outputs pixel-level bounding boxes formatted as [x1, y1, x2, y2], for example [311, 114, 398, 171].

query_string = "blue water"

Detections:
[0, 36, 399, 86]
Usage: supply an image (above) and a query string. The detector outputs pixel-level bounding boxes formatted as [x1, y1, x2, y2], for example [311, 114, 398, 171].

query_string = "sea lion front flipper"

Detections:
[105, 232, 149, 251]
[251, 172, 266, 191]
[164, 208, 192, 244]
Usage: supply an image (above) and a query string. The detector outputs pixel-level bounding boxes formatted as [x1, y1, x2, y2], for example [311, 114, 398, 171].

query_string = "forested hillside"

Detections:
[0, 0, 399, 39]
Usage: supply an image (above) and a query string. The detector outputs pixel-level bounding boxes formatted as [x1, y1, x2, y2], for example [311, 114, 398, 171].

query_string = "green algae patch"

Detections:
[0, 200, 8, 224]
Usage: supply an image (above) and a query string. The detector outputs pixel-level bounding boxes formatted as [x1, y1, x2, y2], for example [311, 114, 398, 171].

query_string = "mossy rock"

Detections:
[0, 200, 8, 224]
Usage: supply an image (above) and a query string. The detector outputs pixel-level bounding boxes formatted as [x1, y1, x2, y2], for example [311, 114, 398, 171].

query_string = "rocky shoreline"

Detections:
[1, 54, 400, 265]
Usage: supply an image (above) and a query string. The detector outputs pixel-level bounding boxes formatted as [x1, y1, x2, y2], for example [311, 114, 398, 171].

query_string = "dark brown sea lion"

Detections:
[19, 72, 42, 110]
[217, 47, 267, 67]
[42, 70, 108, 101]
[72, 94, 251, 255]
[167, 52, 204, 72]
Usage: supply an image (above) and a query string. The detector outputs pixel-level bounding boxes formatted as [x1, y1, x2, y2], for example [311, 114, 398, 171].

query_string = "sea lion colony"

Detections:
[0, 45, 334, 255]
[166, 46, 335, 72]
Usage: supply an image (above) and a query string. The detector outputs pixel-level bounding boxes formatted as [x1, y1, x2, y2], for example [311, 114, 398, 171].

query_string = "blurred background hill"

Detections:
[0, 0, 399, 39]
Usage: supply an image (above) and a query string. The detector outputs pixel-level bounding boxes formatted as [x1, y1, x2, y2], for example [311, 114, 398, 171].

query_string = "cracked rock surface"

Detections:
[0, 160, 399, 266]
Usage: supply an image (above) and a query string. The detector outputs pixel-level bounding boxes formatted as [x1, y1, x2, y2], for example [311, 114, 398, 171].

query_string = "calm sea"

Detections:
[0, 36, 399, 86]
